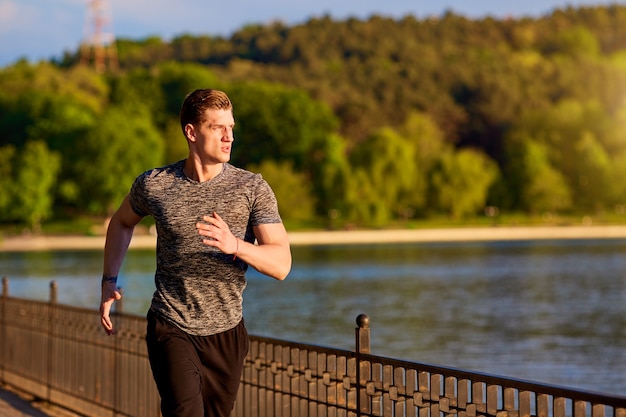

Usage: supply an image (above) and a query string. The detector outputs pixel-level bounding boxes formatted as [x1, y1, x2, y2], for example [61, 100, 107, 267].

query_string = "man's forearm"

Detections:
[236, 239, 291, 280]
[103, 219, 135, 278]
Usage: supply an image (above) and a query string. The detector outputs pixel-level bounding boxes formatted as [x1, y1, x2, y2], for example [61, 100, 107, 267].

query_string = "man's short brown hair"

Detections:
[179, 89, 233, 133]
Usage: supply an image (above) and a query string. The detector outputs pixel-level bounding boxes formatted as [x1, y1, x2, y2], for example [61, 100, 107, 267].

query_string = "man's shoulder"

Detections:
[139, 160, 184, 181]
[223, 164, 278, 205]
[223, 163, 263, 183]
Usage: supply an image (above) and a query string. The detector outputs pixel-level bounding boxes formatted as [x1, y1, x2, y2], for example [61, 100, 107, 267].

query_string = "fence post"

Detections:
[1, 277, 6, 384]
[355, 314, 370, 417]
[2, 276, 7, 298]
[49, 281, 58, 305]
[47, 281, 58, 404]
[356, 314, 370, 354]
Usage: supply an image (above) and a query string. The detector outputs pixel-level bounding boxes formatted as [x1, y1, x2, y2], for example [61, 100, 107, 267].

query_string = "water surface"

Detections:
[1, 238, 625, 396]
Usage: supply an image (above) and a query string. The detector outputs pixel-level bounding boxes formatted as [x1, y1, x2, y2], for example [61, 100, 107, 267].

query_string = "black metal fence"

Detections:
[1, 277, 625, 417]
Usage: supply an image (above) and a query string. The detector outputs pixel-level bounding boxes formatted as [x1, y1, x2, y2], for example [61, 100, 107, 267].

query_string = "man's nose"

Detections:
[223, 128, 234, 141]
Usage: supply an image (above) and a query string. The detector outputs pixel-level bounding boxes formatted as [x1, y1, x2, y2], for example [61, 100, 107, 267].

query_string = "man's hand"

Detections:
[100, 280, 122, 335]
[196, 212, 239, 255]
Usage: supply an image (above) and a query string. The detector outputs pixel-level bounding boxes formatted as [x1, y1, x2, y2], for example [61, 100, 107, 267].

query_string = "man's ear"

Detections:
[184, 124, 196, 142]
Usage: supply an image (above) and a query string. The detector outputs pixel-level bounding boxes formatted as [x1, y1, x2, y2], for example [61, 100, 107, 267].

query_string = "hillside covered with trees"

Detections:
[2, 5, 626, 231]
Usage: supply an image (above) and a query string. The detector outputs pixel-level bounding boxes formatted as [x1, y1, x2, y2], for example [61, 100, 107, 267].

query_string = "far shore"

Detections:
[3, 224, 626, 252]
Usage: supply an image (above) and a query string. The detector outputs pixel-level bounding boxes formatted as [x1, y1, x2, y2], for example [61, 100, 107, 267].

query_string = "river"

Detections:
[1, 238, 625, 396]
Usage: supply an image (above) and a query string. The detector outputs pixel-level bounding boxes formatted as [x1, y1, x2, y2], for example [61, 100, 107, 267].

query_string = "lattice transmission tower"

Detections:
[80, 0, 118, 72]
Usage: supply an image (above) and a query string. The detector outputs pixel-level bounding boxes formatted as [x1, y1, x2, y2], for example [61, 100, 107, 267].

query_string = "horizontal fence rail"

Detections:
[1, 277, 626, 417]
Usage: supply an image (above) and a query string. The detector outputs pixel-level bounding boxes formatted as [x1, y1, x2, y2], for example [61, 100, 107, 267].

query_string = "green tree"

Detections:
[342, 168, 379, 227]
[399, 111, 448, 214]
[0, 62, 108, 115]
[227, 82, 338, 169]
[0, 145, 16, 222]
[574, 131, 613, 212]
[349, 127, 418, 225]
[430, 148, 499, 219]
[11, 141, 61, 230]
[606, 106, 626, 207]
[519, 139, 572, 213]
[312, 132, 353, 227]
[109, 67, 166, 123]
[74, 105, 165, 215]
[0, 63, 105, 211]
[609, 151, 626, 211]
[541, 26, 600, 58]
[115, 36, 173, 68]
[510, 99, 620, 213]
[162, 118, 188, 164]
[156, 61, 222, 120]
[248, 160, 315, 226]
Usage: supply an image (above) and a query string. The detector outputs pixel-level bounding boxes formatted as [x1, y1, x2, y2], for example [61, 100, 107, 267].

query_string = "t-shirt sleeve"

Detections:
[128, 173, 150, 217]
[251, 176, 283, 226]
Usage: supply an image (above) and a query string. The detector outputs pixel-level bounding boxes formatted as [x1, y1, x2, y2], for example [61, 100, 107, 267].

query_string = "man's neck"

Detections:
[183, 158, 224, 182]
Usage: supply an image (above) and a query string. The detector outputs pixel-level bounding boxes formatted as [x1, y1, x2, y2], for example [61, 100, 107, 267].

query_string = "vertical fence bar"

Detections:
[1, 276, 7, 385]
[356, 314, 370, 417]
[49, 280, 58, 305]
[114, 288, 122, 416]
[116, 287, 124, 313]
[47, 281, 57, 404]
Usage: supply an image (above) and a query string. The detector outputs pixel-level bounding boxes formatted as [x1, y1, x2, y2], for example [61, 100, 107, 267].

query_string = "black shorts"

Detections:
[146, 311, 249, 417]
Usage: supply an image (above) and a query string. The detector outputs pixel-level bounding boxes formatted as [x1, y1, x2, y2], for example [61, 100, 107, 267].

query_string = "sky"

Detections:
[0, 0, 624, 68]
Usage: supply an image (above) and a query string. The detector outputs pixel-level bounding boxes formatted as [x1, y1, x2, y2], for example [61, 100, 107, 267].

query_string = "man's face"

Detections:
[186, 108, 235, 164]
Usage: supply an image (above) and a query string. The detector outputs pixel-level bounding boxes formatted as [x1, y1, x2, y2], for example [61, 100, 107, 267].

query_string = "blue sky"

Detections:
[0, 0, 623, 68]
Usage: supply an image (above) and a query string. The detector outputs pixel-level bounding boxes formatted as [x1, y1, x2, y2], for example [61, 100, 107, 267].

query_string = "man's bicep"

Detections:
[115, 195, 144, 228]
[253, 223, 289, 246]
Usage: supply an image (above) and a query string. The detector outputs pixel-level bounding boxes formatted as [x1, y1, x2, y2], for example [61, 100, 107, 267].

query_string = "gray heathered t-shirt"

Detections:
[128, 160, 282, 336]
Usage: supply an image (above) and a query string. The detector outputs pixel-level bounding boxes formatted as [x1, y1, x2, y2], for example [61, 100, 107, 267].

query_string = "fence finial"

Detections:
[49, 281, 58, 304]
[356, 313, 369, 329]
[355, 313, 370, 354]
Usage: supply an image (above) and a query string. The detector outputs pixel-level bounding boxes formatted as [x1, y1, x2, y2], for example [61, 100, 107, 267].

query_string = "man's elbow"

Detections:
[107, 214, 136, 235]
[274, 269, 289, 281]
[272, 262, 291, 281]
[272, 256, 292, 281]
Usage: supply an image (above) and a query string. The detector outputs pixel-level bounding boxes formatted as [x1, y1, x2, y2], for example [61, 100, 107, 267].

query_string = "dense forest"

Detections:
[2, 5, 626, 231]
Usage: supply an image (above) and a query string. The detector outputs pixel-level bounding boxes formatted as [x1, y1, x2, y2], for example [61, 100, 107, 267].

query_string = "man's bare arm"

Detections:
[241, 222, 292, 280]
[196, 213, 291, 280]
[100, 195, 144, 334]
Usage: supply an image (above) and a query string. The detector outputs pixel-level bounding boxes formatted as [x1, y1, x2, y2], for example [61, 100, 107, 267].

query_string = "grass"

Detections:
[280, 211, 626, 233]
[3, 211, 626, 239]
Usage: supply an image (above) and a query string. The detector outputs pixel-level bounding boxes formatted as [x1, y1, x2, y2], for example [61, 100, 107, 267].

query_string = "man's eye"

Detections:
[211, 125, 233, 132]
